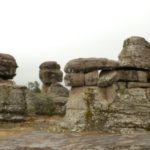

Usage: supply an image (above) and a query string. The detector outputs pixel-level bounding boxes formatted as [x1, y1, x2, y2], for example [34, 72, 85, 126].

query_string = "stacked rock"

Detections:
[63, 36, 150, 132]
[0, 53, 17, 80]
[39, 61, 69, 115]
[39, 61, 63, 92]
[64, 58, 119, 87]
[0, 53, 27, 121]
[98, 36, 150, 88]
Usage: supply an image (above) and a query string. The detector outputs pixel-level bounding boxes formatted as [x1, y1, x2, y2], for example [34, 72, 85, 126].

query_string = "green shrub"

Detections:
[34, 95, 55, 115]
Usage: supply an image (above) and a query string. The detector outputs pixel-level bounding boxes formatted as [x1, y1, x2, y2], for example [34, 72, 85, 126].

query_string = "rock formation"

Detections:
[0, 84, 27, 121]
[118, 36, 150, 69]
[62, 36, 150, 133]
[39, 61, 63, 88]
[0, 53, 17, 79]
[39, 61, 69, 115]
[0, 53, 27, 121]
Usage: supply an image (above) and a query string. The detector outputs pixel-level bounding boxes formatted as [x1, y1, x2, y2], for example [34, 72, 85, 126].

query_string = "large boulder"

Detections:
[98, 70, 148, 87]
[0, 53, 17, 79]
[62, 86, 111, 131]
[64, 58, 119, 73]
[103, 85, 150, 133]
[118, 36, 150, 69]
[39, 61, 63, 85]
[0, 84, 27, 121]
[64, 73, 85, 87]
[47, 83, 69, 97]
[63, 83, 150, 133]
[85, 71, 99, 86]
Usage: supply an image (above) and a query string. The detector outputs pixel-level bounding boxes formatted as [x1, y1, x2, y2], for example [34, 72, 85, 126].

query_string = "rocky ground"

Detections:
[0, 116, 150, 150]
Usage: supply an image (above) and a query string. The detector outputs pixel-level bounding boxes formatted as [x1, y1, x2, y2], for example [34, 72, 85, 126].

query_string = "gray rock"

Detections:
[64, 73, 85, 87]
[39, 69, 63, 85]
[39, 61, 63, 85]
[47, 83, 69, 97]
[127, 82, 150, 88]
[64, 82, 150, 133]
[118, 36, 150, 69]
[0, 53, 17, 79]
[39, 61, 60, 70]
[85, 71, 99, 86]
[64, 86, 110, 131]
[64, 58, 119, 73]
[0, 84, 27, 121]
[103, 86, 150, 133]
[98, 70, 148, 87]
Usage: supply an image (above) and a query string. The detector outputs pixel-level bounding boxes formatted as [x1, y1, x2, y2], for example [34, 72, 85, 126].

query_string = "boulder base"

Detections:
[0, 84, 27, 121]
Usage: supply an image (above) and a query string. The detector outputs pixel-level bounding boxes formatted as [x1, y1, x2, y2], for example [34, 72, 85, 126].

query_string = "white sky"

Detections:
[0, 0, 150, 85]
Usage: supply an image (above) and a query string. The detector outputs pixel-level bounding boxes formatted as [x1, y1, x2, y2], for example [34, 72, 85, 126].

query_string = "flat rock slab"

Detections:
[0, 131, 150, 150]
[98, 70, 148, 87]
[64, 58, 119, 73]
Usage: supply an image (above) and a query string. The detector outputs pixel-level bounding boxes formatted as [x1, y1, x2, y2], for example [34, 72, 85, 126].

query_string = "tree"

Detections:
[28, 81, 41, 93]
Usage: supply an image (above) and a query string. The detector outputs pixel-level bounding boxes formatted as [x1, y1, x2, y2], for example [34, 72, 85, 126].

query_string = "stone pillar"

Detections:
[0, 53, 27, 121]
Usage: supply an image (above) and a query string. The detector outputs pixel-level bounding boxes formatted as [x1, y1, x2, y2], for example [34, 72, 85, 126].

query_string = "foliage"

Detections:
[33, 93, 55, 115]
[28, 81, 41, 93]
[83, 88, 95, 126]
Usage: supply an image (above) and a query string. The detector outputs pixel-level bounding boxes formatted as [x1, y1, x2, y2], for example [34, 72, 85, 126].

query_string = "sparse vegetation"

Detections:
[33, 93, 55, 116]
[83, 88, 95, 128]
[28, 81, 41, 93]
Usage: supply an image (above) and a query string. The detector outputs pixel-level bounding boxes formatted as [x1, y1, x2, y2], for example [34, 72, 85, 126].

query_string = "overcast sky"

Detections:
[0, 0, 150, 85]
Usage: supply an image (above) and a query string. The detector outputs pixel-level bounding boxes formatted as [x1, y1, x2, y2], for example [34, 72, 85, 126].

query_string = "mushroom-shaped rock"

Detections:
[118, 36, 150, 70]
[39, 61, 63, 85]
[0, 53, 17, 79]
[64, 58, 119, 73]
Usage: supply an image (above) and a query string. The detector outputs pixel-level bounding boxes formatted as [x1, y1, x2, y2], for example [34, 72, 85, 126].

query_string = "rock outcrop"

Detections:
[0, 53, 17, 79]
[118, 36, 150, 69]
[62, 36, 150, 133]
[0, 53, 27, 121]
[39, 61, 63, 86]
[0, 84, 27, 121]
[39, 61, 69, 115]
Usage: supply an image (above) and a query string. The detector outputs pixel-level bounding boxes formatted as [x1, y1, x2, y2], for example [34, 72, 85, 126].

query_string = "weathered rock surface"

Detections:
[39, 61, 60, 70]
[63, 86, 110, 131]
[118, 36, 150, 69]
[103, 85, 150, 133]
[127, 82, 150, 88]
[47, 83, 69, 115]
[40, 69, 63, 85]
[64, 58, 119, 73]
[98, 70, 148, 87]
[47, 83, 69, 97]
[64, 73, 85, 87]
[0, 53, 17, 79]
[63, 83, 150, 133]
[39, 61, 63, 85]
[26, 89, 68, 116]
[85, 71, 99, 86]
[0, 84, 27, 121]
